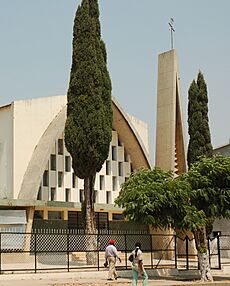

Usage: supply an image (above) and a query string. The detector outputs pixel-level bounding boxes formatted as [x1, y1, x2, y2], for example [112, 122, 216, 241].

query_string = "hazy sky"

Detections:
[0, 1, 230, 164]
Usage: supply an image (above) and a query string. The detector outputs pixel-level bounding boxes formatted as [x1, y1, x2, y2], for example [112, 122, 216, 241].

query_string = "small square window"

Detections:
[106, 191, 111, 204]
[106, 161, 111, 175]
[48, 211, 63, 220]
[118, 162, 123, 176]
[112, 146, 117, 161]
[124, 151, 129, 162]
[50, 187, 56, 201]
[99, 175, 105, 190]
[58, 139, 64, 155]
[112, 176, 117, 191]
[34, 210, 43, 220]
[43, 170, 49, 187]
[58, 172, 63, 187]
[50, 154, 56, 171]
[112, 213, 125, 221]
[72, 173, 76, 188]
[65, 188, 70, 202]
[65, 156, 71, 172]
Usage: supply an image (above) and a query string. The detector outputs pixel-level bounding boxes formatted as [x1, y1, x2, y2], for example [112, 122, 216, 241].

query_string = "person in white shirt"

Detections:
[104, 239, 121, 280]
[131, 242, 148, 286]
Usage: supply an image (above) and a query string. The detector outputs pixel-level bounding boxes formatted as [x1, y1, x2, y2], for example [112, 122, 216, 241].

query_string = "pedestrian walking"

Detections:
[104, 239, 121, 281]
[130, 242, 148, 286]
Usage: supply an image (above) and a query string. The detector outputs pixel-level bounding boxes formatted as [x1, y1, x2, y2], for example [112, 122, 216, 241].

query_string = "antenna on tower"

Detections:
[168, 18, 175, 50]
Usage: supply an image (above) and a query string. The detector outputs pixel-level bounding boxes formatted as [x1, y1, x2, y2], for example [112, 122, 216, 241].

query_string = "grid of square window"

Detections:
[38, 130, 132, 204]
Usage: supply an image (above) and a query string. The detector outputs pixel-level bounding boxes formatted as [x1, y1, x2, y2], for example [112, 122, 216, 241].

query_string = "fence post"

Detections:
[174, 234, 177, 269]
[124, 234, 127, 270]
[67, 232, 70, 272]
[208, 237, 211, 268]
[150, 234, 153, 269]
[97, 234, 100, 271]
[185, 235, 189, 270]
[34, 232, 37, 273]
[217, 234, 221, 269]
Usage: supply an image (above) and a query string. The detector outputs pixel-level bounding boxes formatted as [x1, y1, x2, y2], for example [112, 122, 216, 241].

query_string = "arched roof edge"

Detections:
[18, 97, 151, 200]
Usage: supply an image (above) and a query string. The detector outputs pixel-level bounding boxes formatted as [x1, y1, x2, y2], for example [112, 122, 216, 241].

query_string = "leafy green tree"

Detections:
[187, 71, 213, 168]
[183, 155, 230, 245]
[115, 168, 205, 232]
[64, 0, 112, 260]
[116, 156, 230, 281]
[182, 155, 230, 281]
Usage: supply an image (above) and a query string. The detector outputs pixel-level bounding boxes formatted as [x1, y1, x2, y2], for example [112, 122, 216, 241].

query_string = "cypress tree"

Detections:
[187, 71, 213, 168]
[64, 0, 112, 240]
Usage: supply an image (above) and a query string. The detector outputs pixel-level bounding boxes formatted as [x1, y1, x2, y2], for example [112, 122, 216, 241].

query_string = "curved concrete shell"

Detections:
[112, 98, 150, 170]
[18, 97, 151, 200]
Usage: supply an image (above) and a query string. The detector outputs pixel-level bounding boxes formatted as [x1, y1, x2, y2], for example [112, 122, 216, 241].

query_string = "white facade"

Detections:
[38, 130, 132, 205]
[0, 104, 13, 199]
[0, 95, 150, 207]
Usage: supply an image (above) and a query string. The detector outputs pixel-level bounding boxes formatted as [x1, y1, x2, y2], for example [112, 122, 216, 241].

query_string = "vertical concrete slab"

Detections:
[155, 49, 186, 175]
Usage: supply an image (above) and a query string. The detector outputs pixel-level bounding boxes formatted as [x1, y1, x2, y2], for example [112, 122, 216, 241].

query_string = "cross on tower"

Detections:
[168, 18, 175, 50]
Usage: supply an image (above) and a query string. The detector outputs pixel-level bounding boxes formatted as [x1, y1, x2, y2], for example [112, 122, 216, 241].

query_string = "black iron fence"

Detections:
[0, 230, 229, 274]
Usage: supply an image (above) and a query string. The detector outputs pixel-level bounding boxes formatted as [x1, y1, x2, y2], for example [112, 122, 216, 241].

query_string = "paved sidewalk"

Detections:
[0, 269, 229, 286]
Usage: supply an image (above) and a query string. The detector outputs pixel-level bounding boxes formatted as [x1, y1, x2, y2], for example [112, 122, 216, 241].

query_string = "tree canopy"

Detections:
[182, 155, 230, 232]
[116, 155, 230, 281]
[64, 0, 112, 179]
[116, 155, 230, 235]
[64, 1, 112, 262]
[187, 71, 213, 168]
[115, 167, 206, 232]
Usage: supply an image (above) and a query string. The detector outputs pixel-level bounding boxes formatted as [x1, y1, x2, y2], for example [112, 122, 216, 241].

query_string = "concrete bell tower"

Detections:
[155, 49, 186, 175]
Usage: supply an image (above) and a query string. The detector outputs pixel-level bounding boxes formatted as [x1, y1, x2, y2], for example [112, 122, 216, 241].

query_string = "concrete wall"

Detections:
[213, 218, 230, 235]
[127, 114, 149, 156]
[12, 96, 67, 198]
[214, 143, 230, 157]
[0, 104, 13, 198]
[155, 49, 186, 175]
[0, 95, 150, 205]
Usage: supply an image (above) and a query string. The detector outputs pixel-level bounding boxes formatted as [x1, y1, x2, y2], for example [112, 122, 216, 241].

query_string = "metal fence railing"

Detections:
[0, 231, 229, 274]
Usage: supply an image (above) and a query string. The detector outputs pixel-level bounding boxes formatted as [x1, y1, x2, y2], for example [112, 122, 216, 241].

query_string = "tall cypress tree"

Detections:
[64, 0, 112, 240]
[187, 71, 213, 168]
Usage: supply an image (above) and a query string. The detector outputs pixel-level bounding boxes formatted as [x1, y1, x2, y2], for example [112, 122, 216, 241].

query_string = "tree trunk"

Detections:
[198, 252, 213, 282]
[193, 227, 213, 282]
[206, 218, 215, 237]
[83, 174, 97, 265]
